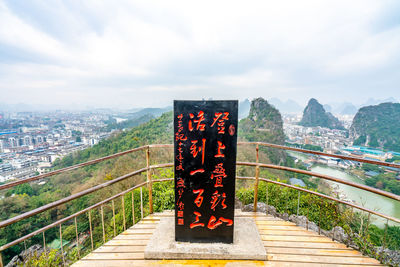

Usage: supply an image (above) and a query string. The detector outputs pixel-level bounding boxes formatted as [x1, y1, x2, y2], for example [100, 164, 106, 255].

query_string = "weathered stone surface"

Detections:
[6, 244, 44, 267]
[145, 217, 267, 260]
[243, 203, 277, 216]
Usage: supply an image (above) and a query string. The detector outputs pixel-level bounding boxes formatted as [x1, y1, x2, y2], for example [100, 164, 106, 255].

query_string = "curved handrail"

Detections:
[2, 173, 399, 254]
[1, 141, 399, 265]
[2, 159, 398, 230]
[0, 180, 149, 251]
[1, 142, 399, 229]
[238, 141, 400, 169]
[237, 161, 400, 201]
[0, 164, 172, 229]
[237, 176, 400, 224]
[2, 142, 399, 191]
[0, 145, 149, 191]
[0, 144, 174, 191]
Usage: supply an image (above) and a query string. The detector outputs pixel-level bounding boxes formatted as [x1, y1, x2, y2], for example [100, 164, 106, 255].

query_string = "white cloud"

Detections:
[0, 0, 399, 108]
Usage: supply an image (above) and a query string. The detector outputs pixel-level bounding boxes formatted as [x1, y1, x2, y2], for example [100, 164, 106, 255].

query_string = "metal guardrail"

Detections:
[0, 142, 399, 266]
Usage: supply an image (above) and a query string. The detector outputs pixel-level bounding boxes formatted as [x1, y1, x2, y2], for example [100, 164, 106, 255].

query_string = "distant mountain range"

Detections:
[325, 98, 399, 115]
[1, 96, 398, 116]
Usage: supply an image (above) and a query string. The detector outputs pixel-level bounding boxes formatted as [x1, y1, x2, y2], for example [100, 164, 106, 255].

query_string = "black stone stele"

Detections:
[174, 100, 238, 243]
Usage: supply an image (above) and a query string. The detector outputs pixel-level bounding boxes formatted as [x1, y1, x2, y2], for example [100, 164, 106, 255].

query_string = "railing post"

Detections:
[112, 200, 116, 236]
[100, 205, 106, 243]
[318, 199, 322, 235]
[306, 194, 310, 230]
[131, 191, 135, 225]
[383, 219, 388, 250]
[59, 224, 65, 266]
[42, 231, 47, 256]
[122, 196, 126, 231]
[253, 144, 259, 212]
[0, 251, 3, 267]
[297, 191, 300, 216]
[285, 191, 289, 214]
[140, 187, 144, 219]
[88, 210, 94, 251]
[365, 212, 371, 235]
[146, 146, 153, 214]
[74, 217, 80, 259]
[266, 183, 269, 215]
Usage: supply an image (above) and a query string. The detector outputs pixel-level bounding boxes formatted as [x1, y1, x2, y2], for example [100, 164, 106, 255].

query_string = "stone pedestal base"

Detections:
[144, 217, 267, 260]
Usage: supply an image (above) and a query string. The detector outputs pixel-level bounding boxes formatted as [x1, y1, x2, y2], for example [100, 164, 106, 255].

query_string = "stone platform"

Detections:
[72, 210, 383, 266]
[144, 217, 267, 260]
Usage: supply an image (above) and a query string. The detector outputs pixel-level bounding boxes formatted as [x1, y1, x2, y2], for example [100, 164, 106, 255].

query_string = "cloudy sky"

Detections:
[0, 0, 399, 109]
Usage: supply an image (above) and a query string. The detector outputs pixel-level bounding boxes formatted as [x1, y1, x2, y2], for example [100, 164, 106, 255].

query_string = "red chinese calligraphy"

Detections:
[211, 112, 229, 134]
[178, 218, 184, 225]
[176, 175, 185, 223]
[176, 178, 185, 188]
[190, 169, 205, 175]
[215, 141, 225, 158]
[175, 132, 187, 141]
[207, 216, 233, 230]
[189, 111, 206, 131]
[177, 187, 184, 205]
[176, 114, 186, 171]
[211, 163, 227, 187]
[193, 189, 204, 208]
[190, 211, 205, 229]
[210, 190, 227, 211]
[190, 138, 206, 164]
[176, 178, 185, 205]
[177, 201, 184, 210]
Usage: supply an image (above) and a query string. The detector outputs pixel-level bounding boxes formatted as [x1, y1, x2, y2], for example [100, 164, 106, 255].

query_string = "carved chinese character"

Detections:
[190, 138, 206, 164]
[193, 189, 204, 208]
[211, 163, 227, 187]
[189, 111, 206, 131]
[215, 141, 225, 158]
[211, 112, 229, 134]
[207, 216, 233, 230]
[210, 190, 227, 211]
[190, 211, 205, 229]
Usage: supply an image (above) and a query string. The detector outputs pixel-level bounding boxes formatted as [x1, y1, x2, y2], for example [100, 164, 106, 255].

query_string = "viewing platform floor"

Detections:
[72, 210, 383, 267]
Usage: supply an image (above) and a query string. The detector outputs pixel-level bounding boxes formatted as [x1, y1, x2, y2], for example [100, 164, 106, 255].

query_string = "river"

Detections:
[289, 152, 400, 227]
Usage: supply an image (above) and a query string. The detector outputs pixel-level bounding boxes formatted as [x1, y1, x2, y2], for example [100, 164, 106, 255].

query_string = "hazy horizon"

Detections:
[1, 1, 400, 109]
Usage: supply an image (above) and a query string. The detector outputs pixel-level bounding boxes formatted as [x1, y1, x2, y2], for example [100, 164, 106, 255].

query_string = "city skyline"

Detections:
[1, 1, 400, 109]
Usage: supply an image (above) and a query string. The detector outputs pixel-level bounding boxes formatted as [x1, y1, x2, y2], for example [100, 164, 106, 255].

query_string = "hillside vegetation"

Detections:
[54, 112, 173, 168]
[239, 97, 287, 164]
[350, 102, 400, 151]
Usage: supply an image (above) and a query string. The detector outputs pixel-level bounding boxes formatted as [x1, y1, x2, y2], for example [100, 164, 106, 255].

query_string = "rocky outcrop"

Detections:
[6, 244, 44, 267]
[299, 98, 344, 130]
[350, 102, 400, 150]
[240, 97, 286, 164]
